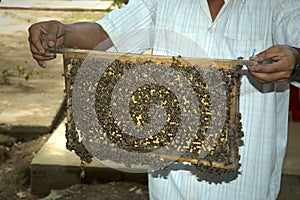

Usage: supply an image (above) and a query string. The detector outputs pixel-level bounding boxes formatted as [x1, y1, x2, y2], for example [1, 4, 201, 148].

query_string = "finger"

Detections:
[248, 62, 282, 74]
[249, 59, 294, 75]
[37, 60, 46, 68]
[56, 25, 65, 40]
[249, 71, 290, 82]
[254, 46, 286, 62]
[41, 33, 57, 53]
[56, 36, 64, 47]
[28, 25, 48, 54]
[32, 53, 56, 61]
[28, 22, 63, 54]
[29, 32, 46, 55]
[30, 44, 56, 58]
[44, 22, 64, 48]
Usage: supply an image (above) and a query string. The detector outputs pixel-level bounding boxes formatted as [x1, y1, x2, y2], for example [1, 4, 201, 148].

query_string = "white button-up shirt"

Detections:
[97, 0, 300, 199]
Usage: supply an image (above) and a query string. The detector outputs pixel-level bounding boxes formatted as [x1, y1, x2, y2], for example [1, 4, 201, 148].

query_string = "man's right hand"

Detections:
[28, 20, 65, 68]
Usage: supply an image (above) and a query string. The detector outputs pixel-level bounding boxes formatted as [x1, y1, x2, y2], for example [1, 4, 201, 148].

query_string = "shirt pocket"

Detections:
[154, 31, 207, 57]
[223, 9, 265, 57]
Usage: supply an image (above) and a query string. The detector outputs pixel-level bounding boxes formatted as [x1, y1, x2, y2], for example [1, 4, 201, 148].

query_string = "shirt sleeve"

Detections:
[272, 0, 300, 47]
[96, 0, 157, 53]
[272, 0, 300, 86]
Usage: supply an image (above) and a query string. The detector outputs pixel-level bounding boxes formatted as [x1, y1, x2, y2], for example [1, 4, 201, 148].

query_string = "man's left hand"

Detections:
[248, 45, 300, 82]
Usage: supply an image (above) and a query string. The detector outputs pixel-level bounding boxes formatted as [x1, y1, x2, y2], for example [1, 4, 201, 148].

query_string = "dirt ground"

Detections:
[0, 132, 149, 200]
[0, 8, 148, 200]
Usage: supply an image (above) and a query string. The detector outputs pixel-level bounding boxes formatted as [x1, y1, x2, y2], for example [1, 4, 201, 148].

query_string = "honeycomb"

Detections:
[59, 49, 244, 183]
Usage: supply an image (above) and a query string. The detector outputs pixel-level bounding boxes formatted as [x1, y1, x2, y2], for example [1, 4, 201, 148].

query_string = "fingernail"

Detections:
[48, 41, 55, 47]
[41, 62, 46, 68]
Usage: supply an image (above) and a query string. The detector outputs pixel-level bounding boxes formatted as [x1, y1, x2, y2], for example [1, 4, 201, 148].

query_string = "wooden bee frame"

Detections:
[53, 48, 247, 181]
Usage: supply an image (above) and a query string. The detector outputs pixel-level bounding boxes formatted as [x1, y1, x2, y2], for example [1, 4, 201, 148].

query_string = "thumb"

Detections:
[44, 22, 62, 48]
[47, 40, 55, 48]
[44, 28, 57, 48]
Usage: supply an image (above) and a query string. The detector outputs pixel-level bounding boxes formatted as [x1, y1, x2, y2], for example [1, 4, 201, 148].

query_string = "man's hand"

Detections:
[28, 20, 111, 68]
[28, 20, 65, 68]
[248, 45, 300, 82]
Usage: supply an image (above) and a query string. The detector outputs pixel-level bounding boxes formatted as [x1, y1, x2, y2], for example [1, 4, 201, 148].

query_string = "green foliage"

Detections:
[11, 158, 31, 186]
[12, 171, 26, 186]
[1, 65, 43, 85]
[113, 0, 126, 8]
[16, 65, 42, 82]
[106, 0, 128, 11]
[1, 68, 13, 85]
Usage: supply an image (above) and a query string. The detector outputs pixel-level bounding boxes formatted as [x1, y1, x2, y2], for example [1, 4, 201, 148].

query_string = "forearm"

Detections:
[63, 22, 112, 50]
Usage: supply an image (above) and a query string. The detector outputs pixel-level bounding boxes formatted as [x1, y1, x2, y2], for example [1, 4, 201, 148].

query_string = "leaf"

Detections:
[16, 65, 26, 74]
[24, 73, 29, 80]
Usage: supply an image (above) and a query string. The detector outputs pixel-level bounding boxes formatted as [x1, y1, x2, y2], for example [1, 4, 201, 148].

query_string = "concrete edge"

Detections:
[30, 164, 148, 197]
[0, 98, 66, 139]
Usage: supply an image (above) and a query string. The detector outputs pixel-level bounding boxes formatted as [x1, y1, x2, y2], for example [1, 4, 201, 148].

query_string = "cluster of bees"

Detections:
[64, 57, 243, 182]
